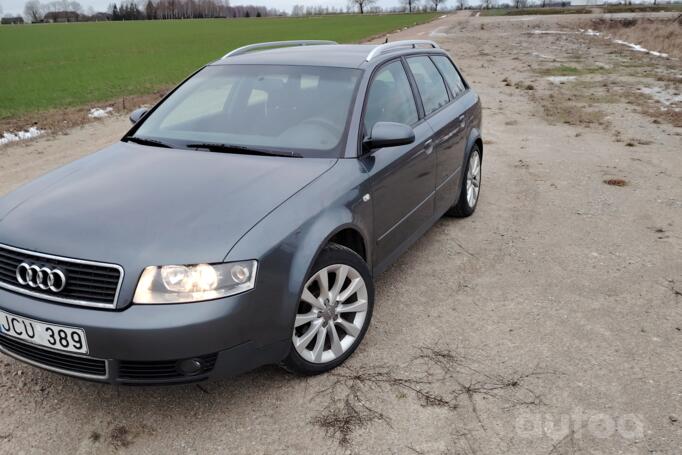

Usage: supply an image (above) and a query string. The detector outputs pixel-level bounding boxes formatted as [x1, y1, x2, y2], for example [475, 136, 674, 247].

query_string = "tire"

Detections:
[282, 243, 374, 375]
[446, 144, 482, 218]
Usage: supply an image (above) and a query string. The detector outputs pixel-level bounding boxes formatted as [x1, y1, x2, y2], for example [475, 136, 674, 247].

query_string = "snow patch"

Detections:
[531, 30, 573, 35]
[0, 127, 44, 146]
[439, 15, 447, 19]
[429, 26, 448, 37]
[532, 52, 555, 60]
[547, 76, 577, 85]
[612, 39, 668, 58]
[639, 87, 682, 108]
[579, 28, 668, 58]
[88, 107, 114, 119]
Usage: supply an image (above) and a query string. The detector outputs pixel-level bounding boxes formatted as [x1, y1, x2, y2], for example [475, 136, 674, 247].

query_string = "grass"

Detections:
[0, 14, 438, 120]
[536, 65, 610, 76]
[603, 4, 682, 14]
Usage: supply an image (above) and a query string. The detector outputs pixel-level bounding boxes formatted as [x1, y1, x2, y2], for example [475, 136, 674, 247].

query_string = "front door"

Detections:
[361, 59, 436, 269]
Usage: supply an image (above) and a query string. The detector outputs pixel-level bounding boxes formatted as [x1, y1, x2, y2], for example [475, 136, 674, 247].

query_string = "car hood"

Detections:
[0, 142, 336, 268]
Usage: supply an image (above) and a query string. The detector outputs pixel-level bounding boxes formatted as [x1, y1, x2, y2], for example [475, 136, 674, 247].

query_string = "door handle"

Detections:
[423, 139, 434, 155]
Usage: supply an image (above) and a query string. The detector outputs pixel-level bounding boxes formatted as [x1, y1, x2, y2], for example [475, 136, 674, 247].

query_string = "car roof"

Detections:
[210, 43, 445, 69]
[211, 44, 375, 68]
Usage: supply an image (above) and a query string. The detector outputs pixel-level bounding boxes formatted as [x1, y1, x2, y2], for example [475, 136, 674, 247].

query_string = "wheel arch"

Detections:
[327, 226, 368, 263]
[466, 127, 483, 160]
[287, 215, 371, 312]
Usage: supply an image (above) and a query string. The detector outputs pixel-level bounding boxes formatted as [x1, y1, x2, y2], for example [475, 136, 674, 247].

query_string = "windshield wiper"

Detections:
[123, 136, 173, 148]
[186, 143, 302, 158]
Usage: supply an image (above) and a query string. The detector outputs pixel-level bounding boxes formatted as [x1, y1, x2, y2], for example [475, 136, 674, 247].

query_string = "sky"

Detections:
[1, 0, 438, 16]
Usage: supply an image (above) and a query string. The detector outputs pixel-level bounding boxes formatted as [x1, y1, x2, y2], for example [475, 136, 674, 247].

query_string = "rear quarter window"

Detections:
[431, 55, 466, 97]
[406, 56, 450, 116]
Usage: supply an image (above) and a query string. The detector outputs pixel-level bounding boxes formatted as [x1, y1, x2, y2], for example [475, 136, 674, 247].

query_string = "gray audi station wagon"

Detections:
[0, 40, 482, 383]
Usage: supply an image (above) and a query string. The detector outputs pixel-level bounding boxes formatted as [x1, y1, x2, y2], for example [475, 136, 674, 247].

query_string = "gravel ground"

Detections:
[0, 12, 680, 455]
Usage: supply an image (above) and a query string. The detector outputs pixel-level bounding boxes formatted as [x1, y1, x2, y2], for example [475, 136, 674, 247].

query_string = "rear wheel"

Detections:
[282, 244, 374, 375]
[446, 145, 482, 218]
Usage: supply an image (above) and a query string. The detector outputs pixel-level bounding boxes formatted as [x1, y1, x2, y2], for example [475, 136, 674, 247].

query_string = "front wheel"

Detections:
[282, 243, 374, 375]
[446, 145, 482, 218]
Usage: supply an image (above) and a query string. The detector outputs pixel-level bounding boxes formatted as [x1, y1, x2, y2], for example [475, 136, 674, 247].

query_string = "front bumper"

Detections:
[0, 289, 290, 384]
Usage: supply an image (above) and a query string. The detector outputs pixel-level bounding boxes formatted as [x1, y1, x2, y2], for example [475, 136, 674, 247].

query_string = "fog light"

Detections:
[178, 358, 203, 375]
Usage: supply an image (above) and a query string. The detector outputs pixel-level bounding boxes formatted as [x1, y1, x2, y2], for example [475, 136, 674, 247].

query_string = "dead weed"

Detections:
[311, 344, 554, 447]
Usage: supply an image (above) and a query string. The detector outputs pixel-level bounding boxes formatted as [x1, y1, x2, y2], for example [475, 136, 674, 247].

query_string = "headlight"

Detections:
[133, 260, 257, 304]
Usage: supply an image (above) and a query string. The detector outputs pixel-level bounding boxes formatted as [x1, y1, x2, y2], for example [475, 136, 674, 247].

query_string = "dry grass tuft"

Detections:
[538, 93, 609, 128]
[313, 396, 389, 447]
[109, 426, 133, 449]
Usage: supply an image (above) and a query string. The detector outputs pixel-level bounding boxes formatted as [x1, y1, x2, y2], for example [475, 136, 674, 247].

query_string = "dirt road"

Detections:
[0, 13, 680, 454]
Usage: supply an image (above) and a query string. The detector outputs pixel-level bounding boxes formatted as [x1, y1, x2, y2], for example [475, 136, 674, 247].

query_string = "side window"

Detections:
[406, 56, 450, 115]
[432, 55, 466, 97]
[363, 61, 418, 135]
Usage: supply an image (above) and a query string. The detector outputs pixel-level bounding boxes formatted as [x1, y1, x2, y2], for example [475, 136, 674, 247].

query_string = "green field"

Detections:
[0, 14, 438, 120]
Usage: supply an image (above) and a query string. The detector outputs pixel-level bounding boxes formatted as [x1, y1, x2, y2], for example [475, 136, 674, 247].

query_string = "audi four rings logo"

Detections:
[15, 263, 67, 293]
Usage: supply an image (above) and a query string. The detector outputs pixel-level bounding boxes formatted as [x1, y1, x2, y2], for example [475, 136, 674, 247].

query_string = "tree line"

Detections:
[116, 0, 274, 20]
[15, 0, 584, 23]
[22, 0, 278, 22]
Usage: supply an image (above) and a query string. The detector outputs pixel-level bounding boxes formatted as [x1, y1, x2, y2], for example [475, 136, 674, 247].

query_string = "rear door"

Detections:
[406, 55, 468, 216]
[362, 59, 436, 269]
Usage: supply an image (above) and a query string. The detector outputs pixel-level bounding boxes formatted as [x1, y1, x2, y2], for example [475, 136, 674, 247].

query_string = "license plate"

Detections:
[0, 310, 88, 354]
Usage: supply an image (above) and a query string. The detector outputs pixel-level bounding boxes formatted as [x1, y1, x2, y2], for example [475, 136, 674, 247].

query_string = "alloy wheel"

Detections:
[466, 151, 481, 208]
[292, 264, 369, 364]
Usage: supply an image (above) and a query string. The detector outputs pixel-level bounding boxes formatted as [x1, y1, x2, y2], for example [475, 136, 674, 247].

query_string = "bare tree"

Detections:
[24, 0, 44, 21]
[456, 0, 466, 9]
[400, 0, 420, 12]
[430, 0, 446, 11]
[482, 0, 495, 9]
[348, 0, 375, 14]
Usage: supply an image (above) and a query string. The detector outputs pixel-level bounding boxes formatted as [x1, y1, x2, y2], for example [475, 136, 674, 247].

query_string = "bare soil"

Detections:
[0, 13, 680, 455]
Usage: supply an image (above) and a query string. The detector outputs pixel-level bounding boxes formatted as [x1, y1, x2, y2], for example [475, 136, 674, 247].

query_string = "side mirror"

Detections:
[363, 122, 415, 150]
[129, 108, 148, 125]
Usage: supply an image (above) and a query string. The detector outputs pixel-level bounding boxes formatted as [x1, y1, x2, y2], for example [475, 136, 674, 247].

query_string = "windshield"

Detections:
[131, 64, 362, 158]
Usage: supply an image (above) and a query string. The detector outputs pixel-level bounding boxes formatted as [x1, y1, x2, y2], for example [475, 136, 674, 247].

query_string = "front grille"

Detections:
[0, 243, 123, 308]
[119, 354, 218, 381]
[0, 334, 107, 377]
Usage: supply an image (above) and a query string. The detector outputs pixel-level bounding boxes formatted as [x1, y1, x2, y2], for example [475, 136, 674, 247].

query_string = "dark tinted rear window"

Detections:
[406, 56, 449, 115]
[432, 56, 466, 97]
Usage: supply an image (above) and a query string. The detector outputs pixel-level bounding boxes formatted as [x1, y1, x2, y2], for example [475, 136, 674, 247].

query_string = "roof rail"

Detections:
[222, 40, 338, 59]
[365, 40, 440, 62]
